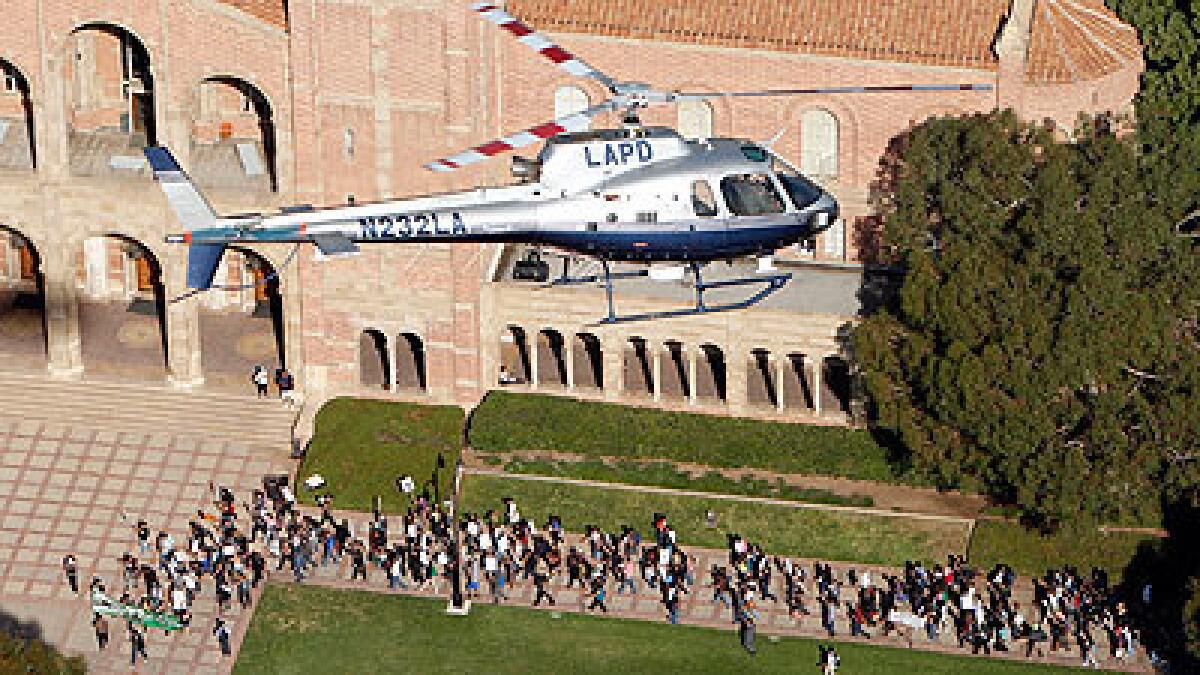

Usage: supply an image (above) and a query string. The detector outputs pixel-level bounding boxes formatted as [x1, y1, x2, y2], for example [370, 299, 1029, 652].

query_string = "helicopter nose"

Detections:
[817, 192, 839, 233]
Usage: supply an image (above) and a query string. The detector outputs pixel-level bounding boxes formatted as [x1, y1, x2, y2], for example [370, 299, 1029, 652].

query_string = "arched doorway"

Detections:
[359, 329, 389, 390]
[660, 340, 688, 400]
[623, 336, 653, 397]
[64, 24, 156, 177]
[572, 333, 603, 390]
[499, 325, 530, 385]
[192, 77, 277, 192]
[0, 60, 35, 170]
[535, 329, 567, 388]
[198, 248, 285, 390]
[695, 344, 727, 403]
[0, 227, 45, 367]
[822, 356, 853, 415]
[747, 348, 777, 408]
[77, 234, 167, 381]
[395, 332, 426, 392]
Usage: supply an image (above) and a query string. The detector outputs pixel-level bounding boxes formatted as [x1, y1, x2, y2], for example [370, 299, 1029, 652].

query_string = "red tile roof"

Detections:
[505, 0, 1140, 84]
[1027, 0, 1141, 83]
[218, 0, 287, 29]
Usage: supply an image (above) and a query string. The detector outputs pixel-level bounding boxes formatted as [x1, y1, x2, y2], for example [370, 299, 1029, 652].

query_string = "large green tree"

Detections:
[1108, 0, 1200, 221]
[853, 111, 1199, 528]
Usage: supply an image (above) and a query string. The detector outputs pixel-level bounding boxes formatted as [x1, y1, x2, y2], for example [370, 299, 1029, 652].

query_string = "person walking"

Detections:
[739, 608, 757, 655]
[92, 614, 109, 650]
[532, 557, 554, 607]
[128, 623, 148, 666]
[586, 573, 608, 613]
[818, 644, 840, 674]
[62, 554, 79, 594]
[252, 365, 269, 397]
[214, 618, 232, 657]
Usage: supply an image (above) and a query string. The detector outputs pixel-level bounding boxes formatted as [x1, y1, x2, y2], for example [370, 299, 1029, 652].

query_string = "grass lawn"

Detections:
[460, 474, 967, 567]
[968, 520, 1159, 578]
[235, 584, 1089, 675]
[496, 456, 874, 507]
[298, 398, 463, 513]
[469, 391, 916, 484]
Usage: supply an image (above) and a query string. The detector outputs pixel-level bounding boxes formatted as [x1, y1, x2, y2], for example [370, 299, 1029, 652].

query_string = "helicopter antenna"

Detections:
[424, 4, 994, 172]
[762, 128, 788, 148]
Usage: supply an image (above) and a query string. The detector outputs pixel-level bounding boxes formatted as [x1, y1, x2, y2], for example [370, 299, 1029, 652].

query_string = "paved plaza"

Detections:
[0, 416, 290, 674]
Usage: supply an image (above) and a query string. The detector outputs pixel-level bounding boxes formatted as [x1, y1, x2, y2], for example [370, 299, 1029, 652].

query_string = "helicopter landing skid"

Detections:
[553, 261, 791, 325]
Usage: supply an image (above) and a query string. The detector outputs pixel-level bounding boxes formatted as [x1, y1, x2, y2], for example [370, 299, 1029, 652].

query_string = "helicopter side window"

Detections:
[691, 180, 718, 218]
[720, 174, 786, 216]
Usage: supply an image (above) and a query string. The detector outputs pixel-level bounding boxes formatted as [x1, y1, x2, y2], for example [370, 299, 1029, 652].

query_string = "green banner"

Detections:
[92, 593, 183, 632]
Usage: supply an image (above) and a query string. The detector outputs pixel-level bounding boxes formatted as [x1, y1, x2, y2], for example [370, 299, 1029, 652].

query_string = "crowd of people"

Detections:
[446, 498, 1150, 670]
[63, 479, 1153, 671]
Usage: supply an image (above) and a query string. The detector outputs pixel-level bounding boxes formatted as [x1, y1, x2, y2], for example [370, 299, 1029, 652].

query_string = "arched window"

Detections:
[678, 99, 713, 140]
[554, 86, 590, 130]
[800, 109, 838, 179]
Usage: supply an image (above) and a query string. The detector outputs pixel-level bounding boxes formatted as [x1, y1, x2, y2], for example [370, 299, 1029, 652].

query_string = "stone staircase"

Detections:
[0, 370, 298, 452]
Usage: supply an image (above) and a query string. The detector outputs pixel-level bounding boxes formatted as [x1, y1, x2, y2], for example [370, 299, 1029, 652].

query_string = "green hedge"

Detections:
[461, 474, 966, 567]
[469, 392, 911, 484]
[968, 520, 1159, 578]
[300, 398, 463, 513]
[499, 457, 874, 507]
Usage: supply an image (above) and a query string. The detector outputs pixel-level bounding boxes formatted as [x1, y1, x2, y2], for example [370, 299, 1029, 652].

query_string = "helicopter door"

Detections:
[690, 179, 725, 254]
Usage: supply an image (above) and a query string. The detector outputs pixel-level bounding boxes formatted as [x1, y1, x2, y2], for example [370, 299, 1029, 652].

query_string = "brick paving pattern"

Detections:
[0, 417, 290, 674]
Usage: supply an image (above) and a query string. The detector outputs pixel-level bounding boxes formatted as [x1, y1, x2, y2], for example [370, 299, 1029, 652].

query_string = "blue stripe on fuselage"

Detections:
[540, 222, 814, 261]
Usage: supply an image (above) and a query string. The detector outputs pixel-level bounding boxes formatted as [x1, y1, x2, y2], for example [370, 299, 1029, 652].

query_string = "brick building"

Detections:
[0, 0, 1140, 424]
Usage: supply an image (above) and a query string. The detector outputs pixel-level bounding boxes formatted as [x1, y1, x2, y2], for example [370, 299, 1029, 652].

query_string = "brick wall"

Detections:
[0, 0, 1142, 412]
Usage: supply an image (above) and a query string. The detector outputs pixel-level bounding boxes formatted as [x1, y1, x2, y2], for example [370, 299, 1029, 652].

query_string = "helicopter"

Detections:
[147, 1, 991, 324]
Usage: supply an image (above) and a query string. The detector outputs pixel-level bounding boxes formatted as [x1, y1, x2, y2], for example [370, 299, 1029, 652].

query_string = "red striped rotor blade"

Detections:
[424, 102, 613, 172]
[470, 2, 617, 92]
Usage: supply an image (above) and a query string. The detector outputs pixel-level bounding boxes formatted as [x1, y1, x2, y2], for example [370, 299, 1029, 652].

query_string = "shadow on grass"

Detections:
[1115, 497, 1199, 672]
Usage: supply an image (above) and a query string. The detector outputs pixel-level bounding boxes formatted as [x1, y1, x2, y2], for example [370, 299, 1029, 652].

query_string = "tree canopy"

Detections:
[853, 111, 1199, 529]
[1108, 0, 1200, 221]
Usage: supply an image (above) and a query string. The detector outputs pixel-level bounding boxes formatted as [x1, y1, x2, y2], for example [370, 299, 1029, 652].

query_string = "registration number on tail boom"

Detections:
[358, 212, 467, 239]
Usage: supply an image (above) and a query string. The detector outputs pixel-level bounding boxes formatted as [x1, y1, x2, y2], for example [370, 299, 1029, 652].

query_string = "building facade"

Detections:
[0, 0, 1141, 424]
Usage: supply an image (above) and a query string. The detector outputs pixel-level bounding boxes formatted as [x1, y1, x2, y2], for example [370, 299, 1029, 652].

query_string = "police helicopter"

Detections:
[147, 1, 991, 324]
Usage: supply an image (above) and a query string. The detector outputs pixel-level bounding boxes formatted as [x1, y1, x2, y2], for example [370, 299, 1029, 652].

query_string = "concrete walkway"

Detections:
[0, 393, 294, 674]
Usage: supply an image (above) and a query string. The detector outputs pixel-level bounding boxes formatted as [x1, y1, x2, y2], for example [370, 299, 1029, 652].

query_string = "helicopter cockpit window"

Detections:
[720, 174, 786, 216]
[692, 180, 718, 217]
[776, 170, 823, 210]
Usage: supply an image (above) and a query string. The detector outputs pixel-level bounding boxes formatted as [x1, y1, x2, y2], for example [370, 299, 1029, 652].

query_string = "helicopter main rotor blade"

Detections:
[677, 83, 993, 99]
[471, 2, 618, 93]
[425, 101, 616, 172]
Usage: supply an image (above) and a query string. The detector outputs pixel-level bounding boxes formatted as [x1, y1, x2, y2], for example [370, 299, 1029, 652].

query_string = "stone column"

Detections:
[687, 348, 698, 406]
[43, 234, 83, 378]
[652, 349, 662, 402]
[529, 330, 539, 390]
[38, 53, 70, 179]
[388, 337, 399, 394]
[565, 336, 575, 390]
[775, 357, 786, 413]
[602, 336, 622, 400]
[164, 246, 204, 388]
[726, 346, 748, 414]
[812, 355, 823, 417]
